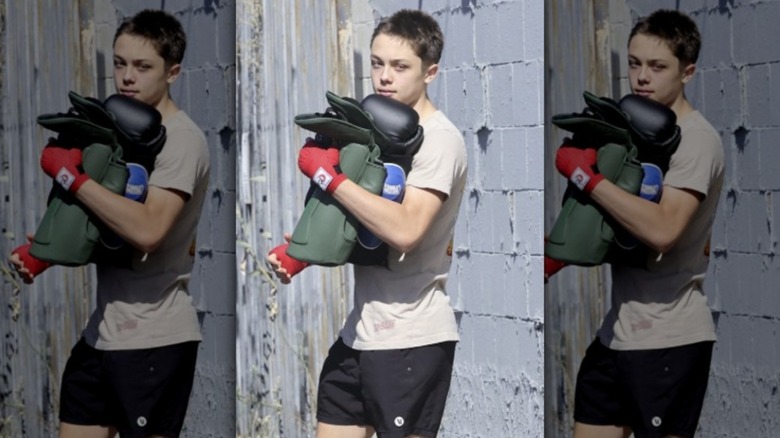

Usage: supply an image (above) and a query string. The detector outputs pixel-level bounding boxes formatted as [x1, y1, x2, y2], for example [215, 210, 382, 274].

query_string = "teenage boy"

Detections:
[268, 9, 467, 438]
[9, 9, 210, 438]
[554, 10, 724, 438]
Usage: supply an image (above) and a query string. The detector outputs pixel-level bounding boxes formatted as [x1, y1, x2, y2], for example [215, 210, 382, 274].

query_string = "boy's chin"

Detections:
[373, 91, 397, 102]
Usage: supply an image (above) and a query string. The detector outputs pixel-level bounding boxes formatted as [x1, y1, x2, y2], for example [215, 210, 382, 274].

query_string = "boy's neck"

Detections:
[669, 94, 694, 120]
[155, 95, 179, 120]
[412, 96, 437, 122]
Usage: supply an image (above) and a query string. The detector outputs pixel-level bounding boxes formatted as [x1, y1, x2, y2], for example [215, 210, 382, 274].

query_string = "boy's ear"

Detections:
[424, 63, 439, 84]
[166, 63, 182, 84]
[681, 62, 696, 84]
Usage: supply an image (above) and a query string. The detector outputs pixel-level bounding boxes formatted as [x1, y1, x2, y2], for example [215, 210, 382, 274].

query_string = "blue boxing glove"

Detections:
[615, 162, 663, 250]
[101, 162, 150, 249]
[123, 162, 150, 202]
[357, 163, 406, 250]
[638, 162, 663, 203]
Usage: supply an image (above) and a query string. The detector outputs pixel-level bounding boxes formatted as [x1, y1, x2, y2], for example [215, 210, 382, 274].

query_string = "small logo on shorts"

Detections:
[651, 416, 662, 427]
[394, 416, 405, 427]
[137, 416, 147, 427]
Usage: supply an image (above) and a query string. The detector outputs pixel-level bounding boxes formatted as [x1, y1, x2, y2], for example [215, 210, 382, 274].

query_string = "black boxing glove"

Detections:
[361, 94, 424, 158]
[104, 94, 167, 171]
[619, 94, 681, 173]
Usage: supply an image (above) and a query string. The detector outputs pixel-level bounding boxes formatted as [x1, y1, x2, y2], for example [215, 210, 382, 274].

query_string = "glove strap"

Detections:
[313, 168, 347, 194]
[569, 167, 604, 193]
[54, 167, 90, 193]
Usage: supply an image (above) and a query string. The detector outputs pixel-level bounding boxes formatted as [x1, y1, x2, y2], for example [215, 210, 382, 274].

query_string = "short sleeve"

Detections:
[149, 126, 209, 196]
[663, 126, 723, 198]
[406, 127, 466, 197]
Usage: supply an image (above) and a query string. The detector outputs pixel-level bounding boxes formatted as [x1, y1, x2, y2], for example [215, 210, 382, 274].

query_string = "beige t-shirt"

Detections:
[84, 110, 210, 350]
[340, 110, 467, 351]
[599, 110, 724, 350]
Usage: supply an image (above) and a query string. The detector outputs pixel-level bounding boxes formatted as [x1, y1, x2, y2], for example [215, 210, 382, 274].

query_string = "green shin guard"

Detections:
[29, 144, 128, 265]
[286, 143, 386, 265]
[545, 143, 643, 265]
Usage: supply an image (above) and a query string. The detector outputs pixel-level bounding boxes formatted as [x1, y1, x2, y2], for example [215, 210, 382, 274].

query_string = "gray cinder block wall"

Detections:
[234, 0, 543, 435]
[559, 1, 780, 436]
[356, 1, 545, 436]
[665, 1, 780, 435]
[0, 1, 236, 436]
[95, 1, 237, 436]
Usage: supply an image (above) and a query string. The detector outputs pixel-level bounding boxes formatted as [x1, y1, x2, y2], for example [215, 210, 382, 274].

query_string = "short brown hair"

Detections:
[629, 9, 701, 67]
[114, 9, 187, 68]
[371, 9, 444, 67]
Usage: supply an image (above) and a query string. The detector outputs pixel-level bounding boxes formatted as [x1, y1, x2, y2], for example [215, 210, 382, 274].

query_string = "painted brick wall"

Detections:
[608, 1, 780, 436]
[355, 1, 545, 435]
[97, 1, 237, 436]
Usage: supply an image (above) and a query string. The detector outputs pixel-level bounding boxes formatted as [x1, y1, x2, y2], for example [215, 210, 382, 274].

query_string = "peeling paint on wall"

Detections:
[235, 0, 354, 436]
[237, 0, 545, 436]
[1, 1, 237, 436]
[548, 1, 780, 437]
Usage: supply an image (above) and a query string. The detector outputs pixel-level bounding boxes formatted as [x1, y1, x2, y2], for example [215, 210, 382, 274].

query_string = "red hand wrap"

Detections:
[11, 243, 51, 279]
[269, 243, 309, 279]
[40, 146, 89, 193]
[297, 141, 346, 194]
[544, 255, 567, 282]
[555, 145, 604, 194]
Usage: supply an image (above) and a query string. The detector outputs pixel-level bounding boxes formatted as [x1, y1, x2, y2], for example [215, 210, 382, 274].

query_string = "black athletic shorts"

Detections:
[574, 338, 714, 438]
[59, 338, 199, 438]
[316, 338, 456, 438]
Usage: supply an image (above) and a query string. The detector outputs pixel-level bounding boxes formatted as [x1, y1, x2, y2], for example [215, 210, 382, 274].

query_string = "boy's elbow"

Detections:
[387, 231, 423, 254]
[132, 230, 166, 254]
[392, 241, 417, 254]
[645, 230, 680, 254]
[138, 241, 162, 254]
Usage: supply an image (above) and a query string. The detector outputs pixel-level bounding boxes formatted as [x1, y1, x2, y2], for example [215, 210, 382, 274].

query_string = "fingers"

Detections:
[8, 253, 34, 284]
[266, 248, 292, 284]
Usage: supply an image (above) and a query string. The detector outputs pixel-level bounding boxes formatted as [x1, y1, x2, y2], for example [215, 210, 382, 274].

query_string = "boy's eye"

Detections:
[370, 60, 382, 68]
[651, 64, 666, 71]
[394, 64, 408, 71]
[113, 59, 125, 68]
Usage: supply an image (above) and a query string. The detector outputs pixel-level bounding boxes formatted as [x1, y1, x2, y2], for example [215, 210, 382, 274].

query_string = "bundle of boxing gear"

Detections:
[11, 91, 166, 280]
[545, 91, 681, 280]
[268, 91, 424, 279]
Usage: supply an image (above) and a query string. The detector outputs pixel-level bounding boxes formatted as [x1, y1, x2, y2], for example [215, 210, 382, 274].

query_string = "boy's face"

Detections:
[370, 33, 437, 108]
[113, 33, 180, 108]
[627, 33, 694, 108]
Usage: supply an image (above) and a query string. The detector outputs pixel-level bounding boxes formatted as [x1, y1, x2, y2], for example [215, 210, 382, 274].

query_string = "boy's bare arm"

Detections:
[75, 180, 187, 253]
[590, 179, 702, 253]
[333, 180, 445, 254]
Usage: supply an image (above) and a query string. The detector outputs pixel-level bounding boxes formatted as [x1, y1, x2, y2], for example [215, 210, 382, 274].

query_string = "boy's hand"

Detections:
[266, 233, 308, 284]
[544, 255, 567, 283]
[297, 141, 345, 194]
[40, 146, 90, 193]
[10, 240, 51, 284]
[555, 145, 604, 194]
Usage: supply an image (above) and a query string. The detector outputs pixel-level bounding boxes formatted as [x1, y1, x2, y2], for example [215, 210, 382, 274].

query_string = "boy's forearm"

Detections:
[590, 180, 701, 253]
[332, 180, 444, 253]
[75, 180, 185, 253]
